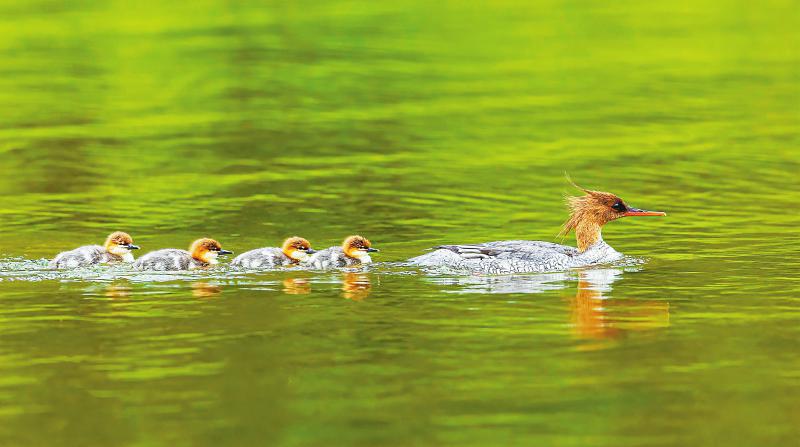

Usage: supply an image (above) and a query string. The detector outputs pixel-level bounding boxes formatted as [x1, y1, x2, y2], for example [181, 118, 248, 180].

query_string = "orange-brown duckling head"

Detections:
[281, 236, 316, 262]
[189, 238, 233, 264]
[104, 231, 140, 258]
[342, 235, 379, 261]
[559, 180, 666, 252]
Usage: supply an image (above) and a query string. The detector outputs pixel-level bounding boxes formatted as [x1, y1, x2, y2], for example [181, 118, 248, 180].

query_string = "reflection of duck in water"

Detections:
[49, 231, 140, 269]
[134, 238, 232, 271]
[409, 179, 665, 274]
[305, 236, 379, 269]
[282, 278, 311, 295]
[192, 282, 222, 298]
[570, 269, 669, 340]
[428, 271, 571, 294]
[232, 237, 316, 269]
[426, 268, 668, 340]
[341, 272, 371, 301]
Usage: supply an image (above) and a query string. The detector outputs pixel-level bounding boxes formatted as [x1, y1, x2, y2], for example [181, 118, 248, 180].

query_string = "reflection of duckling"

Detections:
[232, 237, 316, 269]
[105, 283, 132, 298]
[305, 235, 379, 269]
[49, 231, 140, 269]
[282, 278, 311, 295]
[341, 272, 371, 301]
[134, 238, 232, 271]
[191, 282, 222, 298]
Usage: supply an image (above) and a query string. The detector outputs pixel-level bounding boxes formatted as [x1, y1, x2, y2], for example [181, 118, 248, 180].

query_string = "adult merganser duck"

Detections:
[231, 236, 316, 269]
[305, 235, 379, 269]
[49, 231, 140, 269]
[409, 181, 665, 274]
[133, 238, 232, 271]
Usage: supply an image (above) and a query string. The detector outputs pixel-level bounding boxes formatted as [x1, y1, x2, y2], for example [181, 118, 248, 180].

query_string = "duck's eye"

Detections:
[611, 201, 626, 212]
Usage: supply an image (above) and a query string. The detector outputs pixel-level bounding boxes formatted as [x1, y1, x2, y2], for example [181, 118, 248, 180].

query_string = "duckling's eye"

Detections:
[611, 201, 626, 212]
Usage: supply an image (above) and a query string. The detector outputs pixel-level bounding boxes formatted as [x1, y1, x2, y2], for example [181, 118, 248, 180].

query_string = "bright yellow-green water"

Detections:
[0, 1, 798, 446]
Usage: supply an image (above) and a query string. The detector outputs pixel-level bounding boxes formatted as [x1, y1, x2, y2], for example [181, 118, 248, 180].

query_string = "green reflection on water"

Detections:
[0, 0, 798, 446]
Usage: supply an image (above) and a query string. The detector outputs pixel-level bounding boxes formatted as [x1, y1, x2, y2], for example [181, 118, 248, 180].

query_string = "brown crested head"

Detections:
[189, 238, 232, 263]
[104, 231, 139, 255]
[281, 236, 314, 262]
[559, 178, 665, 252]
[342, 235, 378, 259]
[105, 231, 133, 247]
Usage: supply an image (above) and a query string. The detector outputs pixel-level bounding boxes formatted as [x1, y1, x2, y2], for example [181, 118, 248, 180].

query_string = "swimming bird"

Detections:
[49, 231, 140, 269]
[305, 235, 379, 269]
[133, 238, 232, 271]
[231, 236, 316, 269]
[409, 181, 665, 274]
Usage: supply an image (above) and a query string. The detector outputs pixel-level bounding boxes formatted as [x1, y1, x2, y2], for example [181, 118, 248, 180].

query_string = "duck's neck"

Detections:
[575, 222, 602, 252]
[347, 251, 371, 264]
[574, 228, 622, 265]
[194, 252, 216, 265]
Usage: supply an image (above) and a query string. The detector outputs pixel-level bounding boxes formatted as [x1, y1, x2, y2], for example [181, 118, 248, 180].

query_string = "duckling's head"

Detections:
[342, 235, 379, 261]
[560, 178, 666, 252]
[281, 236, 316, 262]
[104, 231, 140, 258]
[190, 238, 233, 264]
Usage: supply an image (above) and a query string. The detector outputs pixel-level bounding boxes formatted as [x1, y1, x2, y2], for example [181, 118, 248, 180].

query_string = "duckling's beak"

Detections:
[305, 248, 317, 254]
[218, 249, 233, 255]
[623, 207, 666, 217]
[366, 248, 379, 253]
[125, 244, 140, 250]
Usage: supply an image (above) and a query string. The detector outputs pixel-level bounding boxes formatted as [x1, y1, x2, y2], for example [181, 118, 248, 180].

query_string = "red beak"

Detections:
[623, 207, 666, 217]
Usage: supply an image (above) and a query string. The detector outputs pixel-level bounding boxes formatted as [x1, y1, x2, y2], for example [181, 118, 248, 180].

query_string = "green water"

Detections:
[1, 0, 799, 445]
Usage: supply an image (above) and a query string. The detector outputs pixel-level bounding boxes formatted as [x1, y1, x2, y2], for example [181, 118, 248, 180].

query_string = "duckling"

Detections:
[305, 235, 379, 269]
[49, 231, 140, 269]
[231, 236, 316, 269]
[133, 238, 232, 271]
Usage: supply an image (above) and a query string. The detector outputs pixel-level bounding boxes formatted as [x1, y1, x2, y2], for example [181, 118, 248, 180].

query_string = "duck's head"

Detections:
[559, 179, 666, 252]
[190, 238, 233, 264]
[342, 235, 379, 261]
[104, 231, 140, 257]
[281, 236, 316, 262]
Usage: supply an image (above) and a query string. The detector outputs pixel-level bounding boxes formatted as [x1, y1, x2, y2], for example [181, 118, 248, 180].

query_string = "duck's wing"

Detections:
[437, 240, 578, 259]
[480, 240, 579, 256]
[231, 247, 284, 267]
[435, 245, 495, 259]
[306, 246, 345, 269]
[135, 249, 192, 270]
[49, 245, 106, 268]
